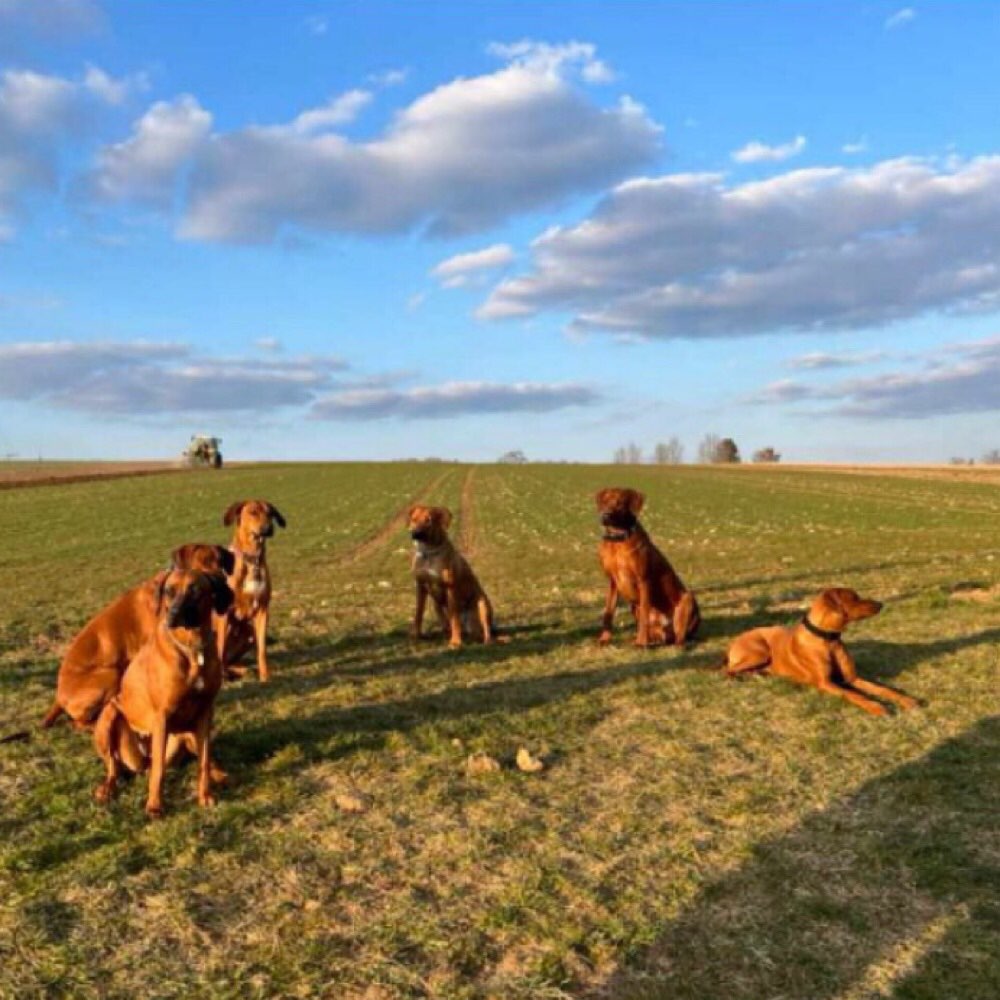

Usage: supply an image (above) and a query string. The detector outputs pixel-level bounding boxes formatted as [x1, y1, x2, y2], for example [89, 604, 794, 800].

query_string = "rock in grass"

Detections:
[515, 747, 545, 773]
[335, 787, 373, 813]
[466, 751, 502, 775]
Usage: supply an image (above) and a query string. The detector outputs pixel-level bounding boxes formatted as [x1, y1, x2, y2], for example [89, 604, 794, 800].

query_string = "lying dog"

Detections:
[595, 487, 700, 647]
[408, 505, 496, 647]
[42, 543, 234, 729]
[723, 588, 919, 716]
[93, 564, 234, 817]
[217, 499, 286, 682]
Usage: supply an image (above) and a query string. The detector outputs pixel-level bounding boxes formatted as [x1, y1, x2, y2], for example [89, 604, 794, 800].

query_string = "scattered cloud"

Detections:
[842, 137, 868, 155]
[406, 291, 426, 312]
[0, 66, 135, 232]
[486, 40, 615, 83]
[481, 157, 1000, 339]
[732, 134, 807, 164]
[367, 68, 409, 88]
[744, 379, 820, 405]
[311, 380, 600, 420]
[885, 7, 916, 30]
[432, 243, 515, 288]
[0, 0, 103, 47]
[86, 41, 658, 243]
[785, 350, 887, 371]
[0, 340, 349, 415]
[82, 95, 212, 207]
[254, 337, 282, 352]
[303, 14, 328, 36]
[290, 89, 372, 133]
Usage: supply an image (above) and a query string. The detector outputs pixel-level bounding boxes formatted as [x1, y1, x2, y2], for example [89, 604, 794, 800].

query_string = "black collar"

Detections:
[601, 526, 635, 542]
[802, 616, 841, 642]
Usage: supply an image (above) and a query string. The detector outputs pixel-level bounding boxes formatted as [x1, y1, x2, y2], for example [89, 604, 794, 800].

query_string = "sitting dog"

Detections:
[595, 487, 700, 647]
[408, 505, 496, 647]
[723, 588, 919, 716]
[42, 543, 234, 728]
[93, 564, 234, 817]
[217, 499, 286, 682]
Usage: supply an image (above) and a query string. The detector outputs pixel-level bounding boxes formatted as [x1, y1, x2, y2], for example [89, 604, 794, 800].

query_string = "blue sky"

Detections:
[2, 0, 1000, 463]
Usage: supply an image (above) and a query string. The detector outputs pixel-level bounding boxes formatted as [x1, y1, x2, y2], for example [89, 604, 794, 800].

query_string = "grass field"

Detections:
[1, 462, 998, 1000]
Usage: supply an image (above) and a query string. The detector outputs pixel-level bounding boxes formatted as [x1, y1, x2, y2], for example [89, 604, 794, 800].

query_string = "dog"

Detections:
[408, 505, 497, 647]
[42, 544, 234, 729]
[93, 565, 234, 817]
[595, 487, 700, 647]
[216, 499, 286, 682]
[723, 587, 919, 716]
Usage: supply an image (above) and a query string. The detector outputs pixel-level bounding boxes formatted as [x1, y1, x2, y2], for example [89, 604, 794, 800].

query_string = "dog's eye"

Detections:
[164, 586, 176, 599]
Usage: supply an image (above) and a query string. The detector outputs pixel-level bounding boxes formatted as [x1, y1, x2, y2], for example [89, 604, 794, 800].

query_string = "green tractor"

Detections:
[182, 435, 223, 469]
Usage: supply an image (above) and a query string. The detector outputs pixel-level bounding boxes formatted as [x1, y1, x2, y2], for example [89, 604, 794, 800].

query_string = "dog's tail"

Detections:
[1, 728, 31, 745]
[40, 699, 65, 729]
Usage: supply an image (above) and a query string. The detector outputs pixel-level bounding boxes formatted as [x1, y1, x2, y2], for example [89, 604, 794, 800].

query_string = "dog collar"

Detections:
[802, 616, 842, 642]
[232, 545, 263, 566]
[601, 525, 635, 542]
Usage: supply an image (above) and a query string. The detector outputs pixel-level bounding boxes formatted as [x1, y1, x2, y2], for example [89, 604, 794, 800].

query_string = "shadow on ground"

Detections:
[591, 714, 1000, 1000]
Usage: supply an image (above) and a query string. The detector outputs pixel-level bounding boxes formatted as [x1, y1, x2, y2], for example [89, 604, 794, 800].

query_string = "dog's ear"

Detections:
[170, 543, 199, 571]
[223, 501, 245, 527]
[151, 570, 169, 615]
[434, 507, 453, 530]
[209, 574, 234, 615]
[267, 503, 287, 529]
[625, 489, 645, 515]
[594, 488, 612, 509]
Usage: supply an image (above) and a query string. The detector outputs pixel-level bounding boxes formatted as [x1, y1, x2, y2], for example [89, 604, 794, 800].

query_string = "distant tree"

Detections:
[498, 449, 528, 464]
[950, 456, 974, 466]
[613, 446, 628, 464]
[613, 442, 643, 464]
[715, 438, 741, 464]
[752, 446, 781, 463]
[982, 449, 1000, 465]
[697, 433, 721, 464]
[652, 437, 684, 465]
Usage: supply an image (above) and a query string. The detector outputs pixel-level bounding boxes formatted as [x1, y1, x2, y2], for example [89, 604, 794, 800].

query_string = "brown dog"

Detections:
[42, 544, 234, 729]
[93, 565, 234, 817]
[216, 499, 286, 682]
[408, 505, 496, 647]
[723, 588, 919, 716]
[595, 487, 700, 647]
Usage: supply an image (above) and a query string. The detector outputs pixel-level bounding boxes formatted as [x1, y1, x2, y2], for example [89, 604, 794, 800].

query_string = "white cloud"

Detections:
[732, 135, 807, 164]
[481, 157, 1000, 339]
[432, 243, 515, 288]
[291, 89, 372, 133]
[885, 7, 916, 30]
[842, 138, 868, 155]
[0, 340, 349, 414]
[254, 337, 282, 352]
[487, 40, 615, 83]
[785, 350, 886, 371]
[303, 15, 328, 36]
[0, 0, 102, 46]
[84, 95, 212, 207]
[368, 68, 409, 88]
[406, 291, 426, 312]
[82, 64, 147, 106]
[0, 66, 131, 232]
[311, 380, 600, 420]
[87, 42, 658, 243]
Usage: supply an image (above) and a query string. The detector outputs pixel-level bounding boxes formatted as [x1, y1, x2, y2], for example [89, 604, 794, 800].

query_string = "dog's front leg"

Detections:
[598, 578, 618, 644]
[253, 609, 270, 682]
[411, 583, 428, 640]
[145, 714, 168, 819]
[195, 709, 216, 807]
[477, 592, 494, 644]
[445, 584, 463, 648]
[635, 579, 653, 647]
[833, 643, 918, 711]
[93, 702, 121, 804]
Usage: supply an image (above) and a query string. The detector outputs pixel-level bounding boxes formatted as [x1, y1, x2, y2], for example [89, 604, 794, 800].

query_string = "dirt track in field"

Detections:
[458, 468, 479, 558]
[343, 469, 454, 564]
[0, 462, 184, 491]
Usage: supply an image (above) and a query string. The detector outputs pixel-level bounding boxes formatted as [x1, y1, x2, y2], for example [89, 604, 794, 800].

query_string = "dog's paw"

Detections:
[144, 804, 164, 821]
[597, 632, 613, 646]
[93, 781, 115, 804]
[198, 793, 217, 809]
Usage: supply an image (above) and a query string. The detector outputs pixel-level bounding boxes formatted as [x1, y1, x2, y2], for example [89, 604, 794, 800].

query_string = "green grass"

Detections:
[1, 462, 998, 999]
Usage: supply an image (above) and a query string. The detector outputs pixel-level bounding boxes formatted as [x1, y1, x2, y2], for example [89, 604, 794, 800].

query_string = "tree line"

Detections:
[613, 436, 780, 465]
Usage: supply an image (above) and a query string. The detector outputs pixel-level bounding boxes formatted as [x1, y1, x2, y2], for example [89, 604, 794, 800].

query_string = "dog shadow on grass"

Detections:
[590, 713, 1000, 1000]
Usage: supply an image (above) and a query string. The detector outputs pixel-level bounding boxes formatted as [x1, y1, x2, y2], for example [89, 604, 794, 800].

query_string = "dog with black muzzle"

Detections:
[408, 504, 498, 648]
[217, 499, 286, 682]
[724, 587, 919, 715]
[92, 566, 234, 817]
[595, 487, 700, 647]
[42, 543, 235, 729]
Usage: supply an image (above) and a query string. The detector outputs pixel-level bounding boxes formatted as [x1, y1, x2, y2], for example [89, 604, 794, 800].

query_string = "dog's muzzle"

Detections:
[410, 529, 430, 542]
[167, 600, 202, 629]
